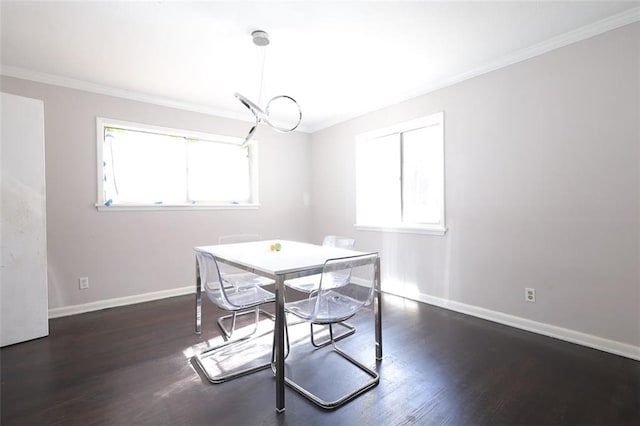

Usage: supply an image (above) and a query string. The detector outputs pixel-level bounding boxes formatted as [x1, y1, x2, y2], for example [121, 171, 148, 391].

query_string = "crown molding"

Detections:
[0, 65, 319, 132]
[417, 5, 640, 98]
[2, 6, 638, 134]
[0, 65, 273, 127]
[307, 6, 640, 133]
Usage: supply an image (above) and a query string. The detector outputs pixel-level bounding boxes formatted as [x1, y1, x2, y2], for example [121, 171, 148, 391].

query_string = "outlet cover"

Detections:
[525, 287, 535, 302]
[79, 277, 89, 290]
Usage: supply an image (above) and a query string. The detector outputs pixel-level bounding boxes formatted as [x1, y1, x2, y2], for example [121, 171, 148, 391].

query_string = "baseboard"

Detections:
[48, 285, 194, 319]
[48, 282, 639, 362]
[382, 287, 640, 362]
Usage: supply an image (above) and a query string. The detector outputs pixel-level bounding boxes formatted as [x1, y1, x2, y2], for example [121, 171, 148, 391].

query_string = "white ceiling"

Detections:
[1, 1, 638, 132]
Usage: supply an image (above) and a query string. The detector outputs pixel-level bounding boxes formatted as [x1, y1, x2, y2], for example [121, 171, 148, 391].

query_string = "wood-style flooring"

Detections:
[1, 292, 639, 425]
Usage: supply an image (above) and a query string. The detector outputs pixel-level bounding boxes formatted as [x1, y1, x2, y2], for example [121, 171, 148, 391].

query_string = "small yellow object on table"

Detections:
[270, 242, 282, 252]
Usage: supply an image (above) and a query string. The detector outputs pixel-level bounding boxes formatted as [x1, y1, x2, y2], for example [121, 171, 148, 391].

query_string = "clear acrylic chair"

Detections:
[280, 253, 380, 409]
[285, 235, 357, 346]
[215, 234, 275, 338]
[194, 250, 277, 383]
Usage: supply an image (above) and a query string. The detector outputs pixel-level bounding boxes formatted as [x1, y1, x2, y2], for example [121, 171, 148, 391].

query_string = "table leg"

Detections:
[195, 257, 202, 334]
[275, 275, 286, 413]
[374, 256, 383, 360]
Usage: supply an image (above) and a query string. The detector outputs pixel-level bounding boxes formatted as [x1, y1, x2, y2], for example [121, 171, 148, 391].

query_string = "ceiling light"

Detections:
[235, 30, 302, 147]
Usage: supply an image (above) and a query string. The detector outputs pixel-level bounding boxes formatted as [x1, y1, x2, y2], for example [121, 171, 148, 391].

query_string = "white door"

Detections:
[1, 92, 49, 346]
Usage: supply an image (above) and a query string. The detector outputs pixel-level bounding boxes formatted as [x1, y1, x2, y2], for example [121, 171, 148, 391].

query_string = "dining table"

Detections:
[194, 239, 382, 412]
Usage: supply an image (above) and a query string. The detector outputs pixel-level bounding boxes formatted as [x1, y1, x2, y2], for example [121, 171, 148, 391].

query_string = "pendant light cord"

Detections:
[257, 46, 267, 108]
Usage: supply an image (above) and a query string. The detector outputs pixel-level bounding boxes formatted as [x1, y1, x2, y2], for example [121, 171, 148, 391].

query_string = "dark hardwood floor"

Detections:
[1, 292, 639, 425]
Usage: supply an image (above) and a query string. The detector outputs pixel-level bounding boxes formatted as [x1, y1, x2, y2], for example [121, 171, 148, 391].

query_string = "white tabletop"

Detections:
[194, 240, 371, 277]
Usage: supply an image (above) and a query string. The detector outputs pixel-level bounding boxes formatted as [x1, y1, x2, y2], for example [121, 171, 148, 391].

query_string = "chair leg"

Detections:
[280, 322, 379, 410]
[310, 322, 356, 348]
[195, 326, 276, 384]
[285, 344, 379, 410]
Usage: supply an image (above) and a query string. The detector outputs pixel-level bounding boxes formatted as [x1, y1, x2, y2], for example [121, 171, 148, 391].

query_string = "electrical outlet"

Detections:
[525, 287, 535, 302]
[79, 277, 89, 290]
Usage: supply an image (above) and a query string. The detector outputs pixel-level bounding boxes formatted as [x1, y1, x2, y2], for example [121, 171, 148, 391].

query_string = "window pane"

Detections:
[402, 125, 443, 224]
[100, 121, 256, 208]
[356, 134, 401, 224]
[187, 140, 250, 202]
[105, 128, 187, 203]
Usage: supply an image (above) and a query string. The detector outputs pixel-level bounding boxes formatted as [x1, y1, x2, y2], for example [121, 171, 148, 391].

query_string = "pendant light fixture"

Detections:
[235, 30, 302, 146]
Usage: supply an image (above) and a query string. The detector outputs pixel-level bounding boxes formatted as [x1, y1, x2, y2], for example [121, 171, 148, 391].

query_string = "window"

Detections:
[355, 112, 445, 235]
[96, 118, 259, 210]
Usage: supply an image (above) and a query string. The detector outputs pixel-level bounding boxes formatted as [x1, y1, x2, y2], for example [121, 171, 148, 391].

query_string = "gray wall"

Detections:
[0, 76, 313, 309]
[310, 23, 639, 346]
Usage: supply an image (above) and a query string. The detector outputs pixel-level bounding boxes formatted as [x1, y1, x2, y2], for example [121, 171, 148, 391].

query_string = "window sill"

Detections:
[95, 203, 261, 212]
[354, 224, 447, 236]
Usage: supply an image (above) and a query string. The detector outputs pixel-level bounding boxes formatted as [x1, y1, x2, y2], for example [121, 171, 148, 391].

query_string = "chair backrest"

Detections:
[196, 251, 236, 310]
[322, 235, 355, 250]
[309, 253, 378, 322]
[197, 250, 273, 312]
[197, 250, 269, 311]
[321, 236, 356, 289]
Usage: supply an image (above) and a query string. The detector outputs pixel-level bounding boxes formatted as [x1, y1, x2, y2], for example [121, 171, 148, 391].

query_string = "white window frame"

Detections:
[95, 117, 260, 211]
[355, 112, 446, 235]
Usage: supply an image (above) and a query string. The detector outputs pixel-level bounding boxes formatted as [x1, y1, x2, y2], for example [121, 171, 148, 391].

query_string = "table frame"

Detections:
[194, 241, 382, 413]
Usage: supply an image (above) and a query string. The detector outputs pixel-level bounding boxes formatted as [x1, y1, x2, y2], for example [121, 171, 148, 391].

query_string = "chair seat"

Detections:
[285, 273, 350, 293]
[285, 291, 362, 324]
[285, 274, 321, 292]
[224, 272, 274, 288]
[207, 284, 275, 310]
